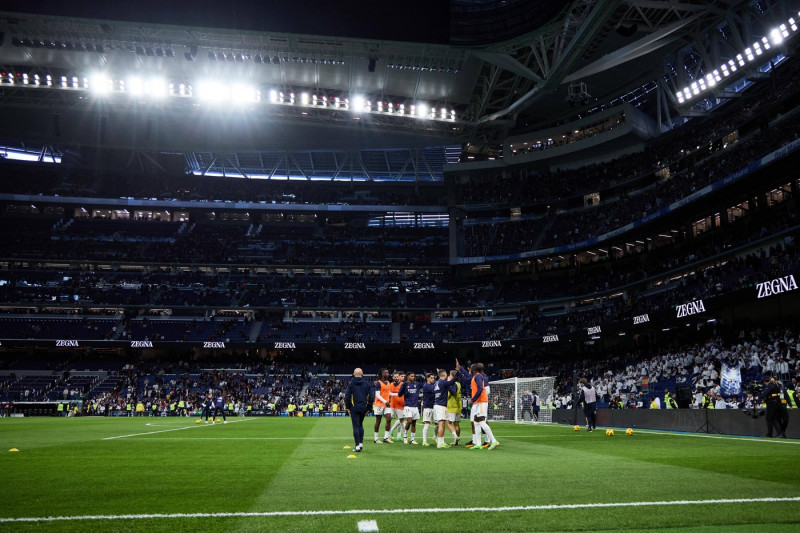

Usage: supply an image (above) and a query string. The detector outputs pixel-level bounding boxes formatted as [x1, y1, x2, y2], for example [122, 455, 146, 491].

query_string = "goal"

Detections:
[488, 376, 556, 424]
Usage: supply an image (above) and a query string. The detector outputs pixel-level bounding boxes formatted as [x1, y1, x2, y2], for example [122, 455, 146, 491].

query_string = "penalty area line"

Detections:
[2, 497, 799, 523]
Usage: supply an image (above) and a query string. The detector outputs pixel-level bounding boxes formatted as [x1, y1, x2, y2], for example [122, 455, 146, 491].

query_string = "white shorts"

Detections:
[404, 407, 420, 420]
[390, 407, 404, 418]
[422, 408, 433, 423]
[433, 405, 448, 422]
[470, 402, 488, 421]
[373, 405, 385, 416]
[447, 410, 461, 422]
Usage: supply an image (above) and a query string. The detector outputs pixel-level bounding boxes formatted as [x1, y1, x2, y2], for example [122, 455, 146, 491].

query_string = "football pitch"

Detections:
[0, 416, 798, 532]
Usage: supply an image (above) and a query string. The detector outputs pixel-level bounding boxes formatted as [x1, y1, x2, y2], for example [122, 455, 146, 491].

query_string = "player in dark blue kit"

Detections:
[202, 392, 214, 423]
[433, 369, 458, 448]
[344, 368, 375, 452]
[398, 372, 421, 444]
[421, 373, 436, 446]
[213, 391, 227, 424]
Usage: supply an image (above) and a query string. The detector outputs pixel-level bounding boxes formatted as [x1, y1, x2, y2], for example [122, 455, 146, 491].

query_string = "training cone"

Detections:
[9, 448, 19, 452]
[195, 420, 201, 424]
[343, 445, 352, 449]
[347, 454, 357, 459]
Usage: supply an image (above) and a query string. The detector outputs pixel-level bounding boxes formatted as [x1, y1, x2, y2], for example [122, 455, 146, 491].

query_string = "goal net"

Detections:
[488, 376, 556, 424]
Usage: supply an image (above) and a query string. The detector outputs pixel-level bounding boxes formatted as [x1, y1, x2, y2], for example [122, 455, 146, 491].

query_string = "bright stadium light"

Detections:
[300, 92, 309, 105]
[771, 28, 784, 45]
[197, 81, 230, 103]
[127, 77, 144, 95]
[145, 78, 168, 98]
[90, 75, 111, 93]
[416, 103, 428, 118]
[351, 95, 365, 112]
[231, 84, 258, 104]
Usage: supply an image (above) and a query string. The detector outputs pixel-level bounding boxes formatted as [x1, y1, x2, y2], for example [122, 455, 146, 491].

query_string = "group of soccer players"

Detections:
[369, 360, 500, 450]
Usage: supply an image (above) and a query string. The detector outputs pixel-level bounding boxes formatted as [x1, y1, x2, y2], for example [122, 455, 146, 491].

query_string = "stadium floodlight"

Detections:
[90, 75, 111, 93]
[197, 81, 230, 103]
[231, 84, 258, 104]
[771, 28, 784, 45]
[351, 95, 365, 112]
[145, 78, 167, 98]
[269, 89, 278, 103]
[300, 92, 309, 105]
[127, 77, 144, 95]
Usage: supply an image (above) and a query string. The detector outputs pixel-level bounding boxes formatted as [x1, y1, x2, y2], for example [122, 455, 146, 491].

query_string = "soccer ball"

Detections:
[195, 420, 201, 424]
[573, 425, 580, 431]
[625, 428, 634, 436]
[605, 429, 614, 436]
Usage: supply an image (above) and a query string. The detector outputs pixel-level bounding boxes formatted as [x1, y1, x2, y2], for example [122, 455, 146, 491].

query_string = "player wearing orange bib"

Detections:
[468, 362, 498, 450]
[388, 371, 407, 442]
[373, 369, 392, 443]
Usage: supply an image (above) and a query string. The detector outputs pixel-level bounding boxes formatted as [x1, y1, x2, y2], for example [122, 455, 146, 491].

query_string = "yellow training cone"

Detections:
[343, 445, 352, 449]
[9, 448, 19, 452]
[347, 454, 357, 459]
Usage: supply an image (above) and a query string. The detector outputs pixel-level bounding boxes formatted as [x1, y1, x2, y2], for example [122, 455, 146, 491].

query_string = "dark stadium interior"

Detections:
[0, 0, 798, 429]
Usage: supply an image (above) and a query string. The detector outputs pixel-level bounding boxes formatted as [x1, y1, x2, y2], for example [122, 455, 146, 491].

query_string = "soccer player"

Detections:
[576, 378, 597, 431]
[520, 390, 533, 422]
[455, 359, 478, 448]
[469, 362, 499, 450]
[388, 371, 407, 441]
[213, 390, 227, 424]
[421, 372, 436, 446]
[202, 391, 214, 423]
[373, 369, 392, 443]
[398, 371, 421, 444]
[447, 370, 462, 445]
[532, 390, 541, 422]
[344, 367, 375, 452]
[433, 369, 458, 448]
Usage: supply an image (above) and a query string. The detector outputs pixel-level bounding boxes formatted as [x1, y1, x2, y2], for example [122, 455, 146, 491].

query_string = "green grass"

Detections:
[0, 416, 798, 532]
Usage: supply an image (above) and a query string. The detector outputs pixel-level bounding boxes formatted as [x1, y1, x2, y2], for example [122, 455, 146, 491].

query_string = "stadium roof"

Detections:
[0, 0, 794, 157]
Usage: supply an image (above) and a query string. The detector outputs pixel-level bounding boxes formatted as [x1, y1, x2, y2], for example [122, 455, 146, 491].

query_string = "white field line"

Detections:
[126, 435, 562, 441]
[623, 428, 800, 445]
[102, 418, 251, 440]
[1, 497, 798, 523]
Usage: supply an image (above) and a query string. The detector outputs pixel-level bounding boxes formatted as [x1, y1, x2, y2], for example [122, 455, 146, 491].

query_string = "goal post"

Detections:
[488, 376, 556, 424]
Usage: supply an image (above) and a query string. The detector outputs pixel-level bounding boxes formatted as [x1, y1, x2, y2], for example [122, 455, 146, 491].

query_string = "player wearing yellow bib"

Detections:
[447, 370, 462, 446]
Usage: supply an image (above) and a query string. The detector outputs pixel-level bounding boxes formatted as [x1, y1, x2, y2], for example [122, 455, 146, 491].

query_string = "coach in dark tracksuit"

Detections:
[344, 367, 375, 452]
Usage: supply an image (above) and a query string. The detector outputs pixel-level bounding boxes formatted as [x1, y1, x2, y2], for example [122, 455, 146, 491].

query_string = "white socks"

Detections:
[422, 425, 429, 443]
[479, 421, 495, 443]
